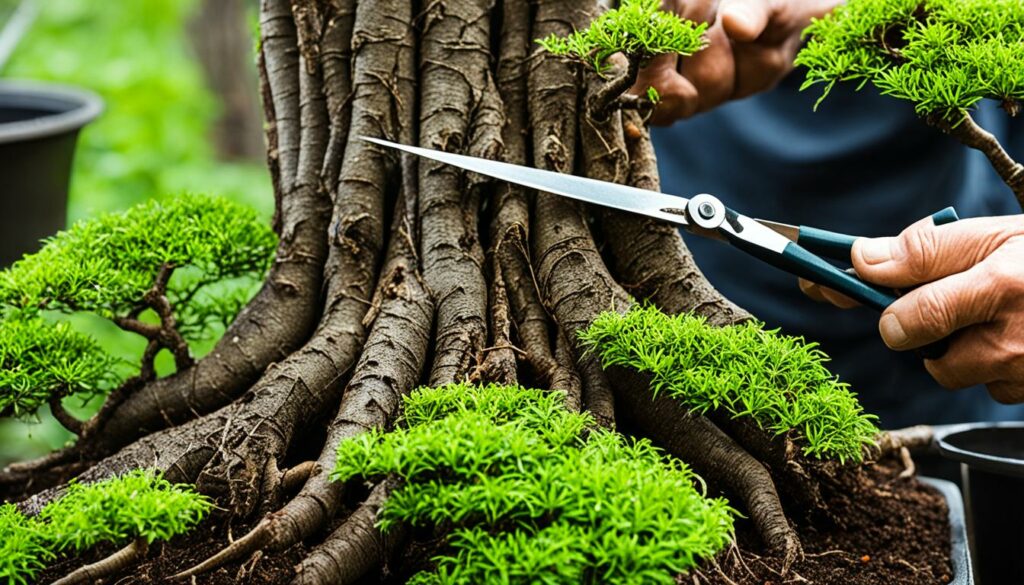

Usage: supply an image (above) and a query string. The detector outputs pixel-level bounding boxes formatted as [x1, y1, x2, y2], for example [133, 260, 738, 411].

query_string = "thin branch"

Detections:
[589, 55, 642, 121]
[932, 110, 1024, 209]
[49, 394, 84, 436]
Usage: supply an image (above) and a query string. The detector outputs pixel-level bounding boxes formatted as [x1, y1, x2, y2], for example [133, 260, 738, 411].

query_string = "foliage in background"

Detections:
[796, 0, 1024, 116]
[0, 195, 275, 419]
[581, 306, 879, 463]
[0, 470, 210, 585]
[334, 383, 735, 584]
[1, 0, 273, 462]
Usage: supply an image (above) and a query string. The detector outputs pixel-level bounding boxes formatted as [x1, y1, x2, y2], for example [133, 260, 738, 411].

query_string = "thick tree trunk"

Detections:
[5, 1, 867, 582]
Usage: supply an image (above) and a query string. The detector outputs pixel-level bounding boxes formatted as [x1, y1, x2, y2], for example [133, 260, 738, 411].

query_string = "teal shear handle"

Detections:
[796, 207, 960, 262]
[773, 207, 959, 360]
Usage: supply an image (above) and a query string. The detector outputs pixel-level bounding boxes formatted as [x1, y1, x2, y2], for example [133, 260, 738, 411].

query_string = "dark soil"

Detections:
[30, 458, 952, 584]
[694, 459, 954, 585]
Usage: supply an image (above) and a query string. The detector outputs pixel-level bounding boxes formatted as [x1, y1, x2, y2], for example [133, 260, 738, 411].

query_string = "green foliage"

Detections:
[0, 318, 118, 417]
[580, 306, 878, 463]
[0, 194, 275, 321]
[0, 505, 52, 585]
[537, 0, 707, 73]
[796, 0, 1024, 116]
[334, 383, 734, 584]
[0, 470, 210, 584]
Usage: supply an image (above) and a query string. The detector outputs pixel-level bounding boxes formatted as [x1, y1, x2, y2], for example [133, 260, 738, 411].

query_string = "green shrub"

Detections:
[0, 470, 210, 585]
[796, 0, 1024, 116]
[334, 383, 734, 584]
[0, 195, 275, 419]
[537, 0, 707, 74]
[0, 318, 118, 417]
[580, 306, 878, 463]
[0, 194, 275, 320]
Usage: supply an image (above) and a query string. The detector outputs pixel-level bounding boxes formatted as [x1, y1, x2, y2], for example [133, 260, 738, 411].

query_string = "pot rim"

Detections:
[0, 79, 103, 145]
[935, 421, 1024, 478]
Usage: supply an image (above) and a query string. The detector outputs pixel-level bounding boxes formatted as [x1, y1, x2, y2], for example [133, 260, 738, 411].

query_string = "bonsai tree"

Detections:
[796, 0, 1024, 209]
[0, 0, 953, 583]
[537, 0, 707, 117]
[0, 195, 275, 441]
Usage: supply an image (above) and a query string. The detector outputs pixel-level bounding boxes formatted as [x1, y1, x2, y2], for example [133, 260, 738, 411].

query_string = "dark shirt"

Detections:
[651, 72, 1024, 428]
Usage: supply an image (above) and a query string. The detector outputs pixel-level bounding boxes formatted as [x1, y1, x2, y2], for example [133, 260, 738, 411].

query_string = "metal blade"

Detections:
[753, 218, 799, 244]
[362, 136, 692, 226]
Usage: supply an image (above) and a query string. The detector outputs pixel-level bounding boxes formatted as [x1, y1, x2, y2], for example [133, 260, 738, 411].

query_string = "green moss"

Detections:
[334, 383, 734, 584]
[0, 194, 275, 320]
[0, 504, 52, 585]
[580, 306, 878, 463]
[796, 0, 1024, 116]
[0, 470, 210, 584]
[537, 0, 707, 73]
[0, 317, 119, 417]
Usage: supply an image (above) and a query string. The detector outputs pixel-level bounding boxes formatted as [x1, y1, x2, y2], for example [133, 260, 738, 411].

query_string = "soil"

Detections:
[694, 459, 954, 585]
[31, 458, 953, 585]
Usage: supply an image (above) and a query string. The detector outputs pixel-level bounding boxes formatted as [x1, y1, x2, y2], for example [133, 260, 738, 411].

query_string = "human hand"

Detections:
[636, 0, 841, 125]
[800, 216, 1024, 403]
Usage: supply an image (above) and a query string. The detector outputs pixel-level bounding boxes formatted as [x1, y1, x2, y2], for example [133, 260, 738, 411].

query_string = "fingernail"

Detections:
[879, 313, 908, 348]
[859, 238, 892, 265]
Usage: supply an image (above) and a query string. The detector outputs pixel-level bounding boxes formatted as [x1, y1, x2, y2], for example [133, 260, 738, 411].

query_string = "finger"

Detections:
[851, 215, 1024, 289]
[678, 23, 736, 113]
[877, 264, 1000, 350]
[988, 380, 1024, 405]
[677, 0, 720, 25]
[634, 53, 700, 125]
[798, 279, 860, 309]
[730, 43, 793, 99]
[719, 0, 772, 42]
[922, 325, 1004, 389]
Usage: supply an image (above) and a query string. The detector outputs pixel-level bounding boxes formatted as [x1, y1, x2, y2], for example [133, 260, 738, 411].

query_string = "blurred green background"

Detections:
[0, 0, 273, 465]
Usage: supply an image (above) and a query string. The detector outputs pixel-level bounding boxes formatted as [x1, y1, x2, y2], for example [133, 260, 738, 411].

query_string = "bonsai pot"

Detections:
[0, 80, 102, 266]
[921, 477, 974, 585]
[936, 422, 1024, 585]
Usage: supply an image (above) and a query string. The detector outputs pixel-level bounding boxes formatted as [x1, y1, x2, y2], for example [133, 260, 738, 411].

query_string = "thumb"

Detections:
[851, 215, 1023, 289]
[719, 0, 771, 42]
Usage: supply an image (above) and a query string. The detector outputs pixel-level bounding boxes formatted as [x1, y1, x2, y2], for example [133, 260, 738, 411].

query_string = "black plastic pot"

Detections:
[936, 422, 1024, 585]
[921, 477, 974, 585]
[0, 80, 102, 266]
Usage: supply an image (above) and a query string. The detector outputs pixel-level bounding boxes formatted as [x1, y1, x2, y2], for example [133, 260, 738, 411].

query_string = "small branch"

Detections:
[112, 316, 161, 339]
[142, 264, 194, 370]
[79, 340, 160, 440]
[589, 55, 642, 121]
[931, 111, 1024, 210]
[49, 394, 84, 436]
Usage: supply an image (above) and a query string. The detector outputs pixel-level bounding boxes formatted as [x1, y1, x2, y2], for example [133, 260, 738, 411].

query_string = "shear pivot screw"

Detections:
[697, 202, 716, 220]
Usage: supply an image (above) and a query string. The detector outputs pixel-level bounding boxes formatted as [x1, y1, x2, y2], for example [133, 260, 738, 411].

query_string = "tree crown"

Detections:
[580, 306, 879, 463]
[796, 0, 1024, 116]
[0, 470, 210, 584]
[334, 383, 734, 584]
[537, 0, 707, 73]
[0, 194, 275, 321]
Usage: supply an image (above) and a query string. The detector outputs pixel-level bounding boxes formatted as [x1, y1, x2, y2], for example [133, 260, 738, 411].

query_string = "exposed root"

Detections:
[609, 367, 803, 571]
[51, 538, 148, 585]
[281, 461, 316, 494]
[553, 330, 584, 411]
[869, 425, 935, 461]
[291, 479, 401, 585]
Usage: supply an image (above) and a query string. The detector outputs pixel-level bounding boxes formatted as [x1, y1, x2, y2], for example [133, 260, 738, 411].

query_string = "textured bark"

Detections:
[5, 1, 889, 582]
[419, 0, 494, 385]
[92, 0, 336, 452]
[934, 111, 1024, 210]
[603, 110, 750, 326]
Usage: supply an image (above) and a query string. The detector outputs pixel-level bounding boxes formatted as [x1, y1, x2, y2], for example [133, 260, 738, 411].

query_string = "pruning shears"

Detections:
[363, 136, 958, 358]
